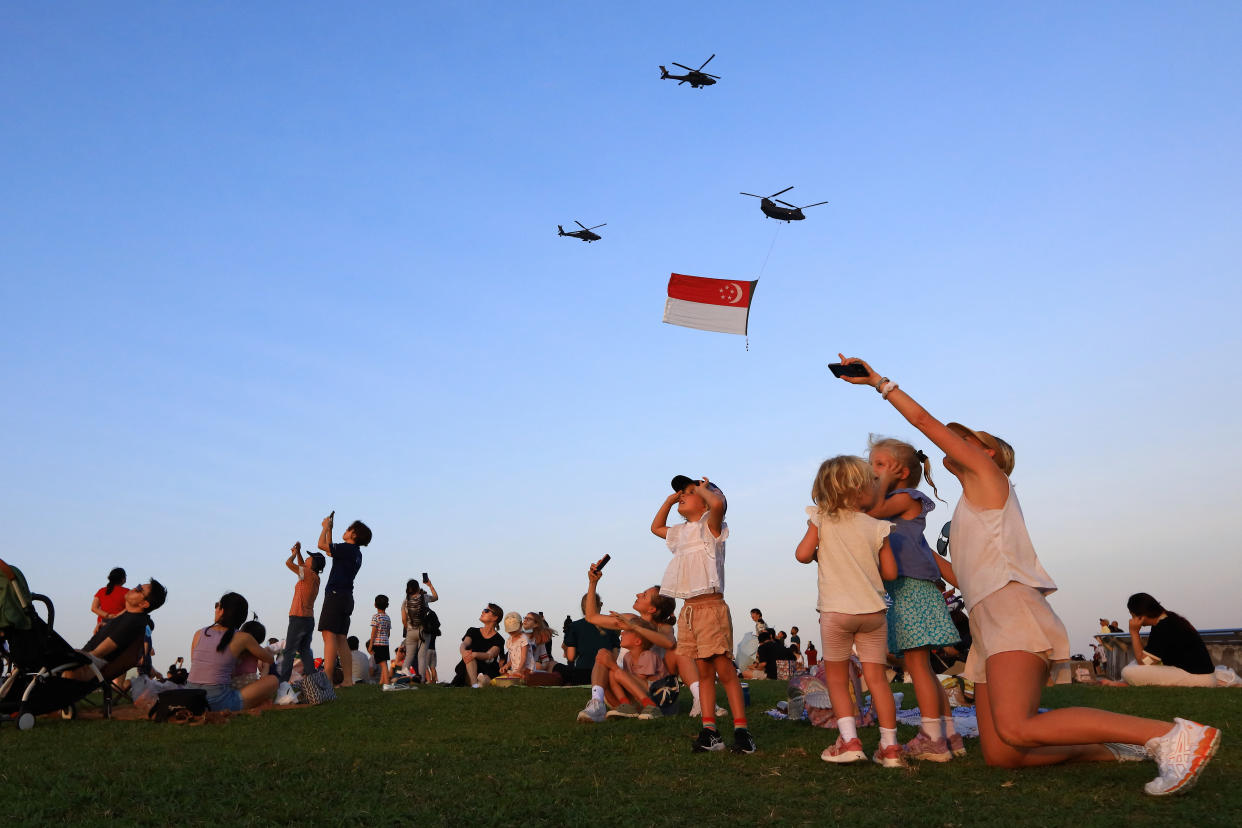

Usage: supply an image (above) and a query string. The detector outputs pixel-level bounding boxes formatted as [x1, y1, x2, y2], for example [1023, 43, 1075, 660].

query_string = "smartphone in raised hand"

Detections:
[828, 362, 869, 378]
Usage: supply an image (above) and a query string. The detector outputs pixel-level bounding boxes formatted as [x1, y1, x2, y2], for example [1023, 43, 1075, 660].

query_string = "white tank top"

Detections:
[950, 482, 1057, 611]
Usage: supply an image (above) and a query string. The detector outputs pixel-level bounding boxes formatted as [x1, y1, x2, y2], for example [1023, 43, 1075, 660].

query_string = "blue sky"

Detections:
[4, 3, 1240, 666]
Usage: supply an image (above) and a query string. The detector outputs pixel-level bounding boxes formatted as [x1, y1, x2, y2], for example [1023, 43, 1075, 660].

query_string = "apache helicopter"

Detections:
[739, 187, 828, 222]
[659, 54, 720, 88]
[557, 221, 606, 242]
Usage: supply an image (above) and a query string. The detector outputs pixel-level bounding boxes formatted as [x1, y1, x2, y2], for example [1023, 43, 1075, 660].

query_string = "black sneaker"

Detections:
[731, 728, 757, 754]
[692, 727, 726, 753]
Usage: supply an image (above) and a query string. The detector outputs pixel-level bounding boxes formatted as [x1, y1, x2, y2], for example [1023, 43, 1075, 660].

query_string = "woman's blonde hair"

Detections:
[868, 435, 944, 501]
[811, 455, 875, 517]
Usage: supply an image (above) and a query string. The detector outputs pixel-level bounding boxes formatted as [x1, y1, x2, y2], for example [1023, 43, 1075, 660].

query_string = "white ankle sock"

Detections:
[942, 715, 957, 737]
[880, 726, 898, 748]
[591, 685, 605, 703]
[837, 716, 858, 741]
[689, 681, 701, 705]
[921, 717, 943, 740]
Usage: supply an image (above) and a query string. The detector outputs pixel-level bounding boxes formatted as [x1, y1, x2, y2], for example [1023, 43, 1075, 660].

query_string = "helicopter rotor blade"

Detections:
[671, 63, 694, 72]
[739, 192, 764, 199]
[767, 186, 794, 199]
[799, 201, 829, 209]
[584, 223, 607, 231]
[774, 199, 798, 209]
[703, 73, 721, 79]
[697, 54, 716, 71]
[575, 221, 589, 230]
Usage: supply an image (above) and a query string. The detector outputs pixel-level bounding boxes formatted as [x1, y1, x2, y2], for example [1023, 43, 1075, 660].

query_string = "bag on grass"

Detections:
[298, 669, 337, 705]
[149, 688, 209, 723]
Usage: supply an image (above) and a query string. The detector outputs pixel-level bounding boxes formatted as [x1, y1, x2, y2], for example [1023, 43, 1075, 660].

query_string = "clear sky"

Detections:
[4, 3, 1240, 668]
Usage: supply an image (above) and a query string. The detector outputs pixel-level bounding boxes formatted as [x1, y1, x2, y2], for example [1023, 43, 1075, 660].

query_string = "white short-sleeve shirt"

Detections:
[660, 513, 728, 599]
[807, 507, 892, 615]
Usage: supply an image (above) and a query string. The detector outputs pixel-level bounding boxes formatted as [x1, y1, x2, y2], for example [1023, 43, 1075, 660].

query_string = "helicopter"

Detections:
[659, 54, 720, 88]
[557, 221, 606, 242]
[739, 187, 828, 222]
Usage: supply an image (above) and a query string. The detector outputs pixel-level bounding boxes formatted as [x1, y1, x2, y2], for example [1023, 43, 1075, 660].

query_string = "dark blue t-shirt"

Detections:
[325, 542, 362, 594]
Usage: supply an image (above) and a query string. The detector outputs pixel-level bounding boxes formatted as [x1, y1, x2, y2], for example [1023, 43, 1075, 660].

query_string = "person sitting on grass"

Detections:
[559, 592, 621, 687]
[231, 619, 268, 690]
[601, 618, 670, 720]
[186, 592, 278, 711]
[498, 611, 533, 682]
[1099, 593, 1227, 688]
[69, 580, 167, 680]
[348, 636, 373, 684]
[452, 603, 504, 687]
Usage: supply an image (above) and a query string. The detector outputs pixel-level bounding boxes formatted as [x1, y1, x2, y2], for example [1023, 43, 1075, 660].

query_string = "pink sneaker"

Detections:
[873, 743, 908, 768]
[821, 736, 866, 763]
[903, 732, 952, 763]
[948, 733, 967, 758]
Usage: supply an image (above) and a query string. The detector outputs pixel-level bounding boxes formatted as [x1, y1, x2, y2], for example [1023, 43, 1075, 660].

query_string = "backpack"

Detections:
[422, 608, 441, 637]
[405, 592, 427, 627]
[148, 688, 209, 722]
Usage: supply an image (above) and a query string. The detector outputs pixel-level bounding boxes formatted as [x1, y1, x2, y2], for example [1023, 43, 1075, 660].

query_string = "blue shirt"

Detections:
[885, 489, 941, 582]
[325, 542, 362, 593]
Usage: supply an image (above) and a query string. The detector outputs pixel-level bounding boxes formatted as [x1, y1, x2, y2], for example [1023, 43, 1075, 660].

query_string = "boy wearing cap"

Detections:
[651, 475, 755, 754]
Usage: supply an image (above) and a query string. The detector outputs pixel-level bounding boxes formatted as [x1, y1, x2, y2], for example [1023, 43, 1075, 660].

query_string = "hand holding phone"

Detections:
[422, 572, 429, 584]
[595, 554, 611, 571]
[828, 362, 870, 378]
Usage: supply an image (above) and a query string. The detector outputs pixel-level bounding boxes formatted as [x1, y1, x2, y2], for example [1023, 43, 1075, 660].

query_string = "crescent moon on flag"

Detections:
[727, 282, 744, 304]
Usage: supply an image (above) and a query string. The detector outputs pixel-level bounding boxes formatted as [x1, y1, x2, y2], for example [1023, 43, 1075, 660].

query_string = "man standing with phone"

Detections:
[317, 511, 372, 688]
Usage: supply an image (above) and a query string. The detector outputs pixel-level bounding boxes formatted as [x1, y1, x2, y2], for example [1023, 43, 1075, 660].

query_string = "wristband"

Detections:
[880, 380, 898, 399]
[874, 376, 889, 393]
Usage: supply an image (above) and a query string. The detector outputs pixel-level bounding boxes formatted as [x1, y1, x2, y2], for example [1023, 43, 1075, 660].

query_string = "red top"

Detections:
[94, 585, 128, 630]
[289, 568, 321, 617]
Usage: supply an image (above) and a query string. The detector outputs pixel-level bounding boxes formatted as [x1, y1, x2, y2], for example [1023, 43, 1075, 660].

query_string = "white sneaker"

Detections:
[576, 698, 607, 723]
[1144, 718, 1221, 796]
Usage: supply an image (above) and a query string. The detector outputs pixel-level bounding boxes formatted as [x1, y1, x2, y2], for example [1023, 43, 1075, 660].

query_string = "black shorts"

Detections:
[372, 645, 391, 662]
[318, 591, 354, 635]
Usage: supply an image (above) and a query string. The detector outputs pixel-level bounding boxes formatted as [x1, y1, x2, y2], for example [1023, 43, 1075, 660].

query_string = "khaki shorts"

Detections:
[819, 610, 889, 663]
[963, 581, 1070, 684]
[676, 595, 734, 660]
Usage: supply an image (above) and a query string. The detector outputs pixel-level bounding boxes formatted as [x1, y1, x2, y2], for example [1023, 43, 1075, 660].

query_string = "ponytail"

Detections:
[915, 449, 945, 502]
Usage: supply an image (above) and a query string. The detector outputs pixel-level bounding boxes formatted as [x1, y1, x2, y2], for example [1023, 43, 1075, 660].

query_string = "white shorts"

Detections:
[963, 581, 1070, 684]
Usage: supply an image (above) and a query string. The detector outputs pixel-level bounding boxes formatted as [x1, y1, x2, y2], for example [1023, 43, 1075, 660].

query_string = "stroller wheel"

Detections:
[61, 705, 77, 720]
[17, 712, 35, 731]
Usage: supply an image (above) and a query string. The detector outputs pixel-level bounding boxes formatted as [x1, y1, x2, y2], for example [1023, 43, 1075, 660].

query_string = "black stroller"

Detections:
[0, 558, 107, 730]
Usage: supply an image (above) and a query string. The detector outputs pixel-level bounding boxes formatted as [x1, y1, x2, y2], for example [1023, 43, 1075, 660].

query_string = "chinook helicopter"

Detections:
[557, 221, 606, 242]
[739, 187, 828, 222]
[659, 54, 720, 88]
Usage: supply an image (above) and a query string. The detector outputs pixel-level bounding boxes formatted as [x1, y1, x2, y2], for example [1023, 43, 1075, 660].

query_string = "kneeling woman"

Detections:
[1120, 593, 1216, 688]
[187, 592, 279, 710]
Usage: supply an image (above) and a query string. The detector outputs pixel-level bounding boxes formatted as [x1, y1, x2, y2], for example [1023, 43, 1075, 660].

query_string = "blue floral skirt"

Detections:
[885, 577, 960, 654]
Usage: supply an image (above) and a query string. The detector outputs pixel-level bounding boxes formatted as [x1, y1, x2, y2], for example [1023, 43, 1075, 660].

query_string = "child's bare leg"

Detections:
[604, 670, 630, 706]
[824, 659, 857, 721]
[710, 654, 745, 721]
[904, 647, 943, 722]
[695, 657, 718, 724]
[860, 661, 897, 728]
[976, 651, 1166, 768]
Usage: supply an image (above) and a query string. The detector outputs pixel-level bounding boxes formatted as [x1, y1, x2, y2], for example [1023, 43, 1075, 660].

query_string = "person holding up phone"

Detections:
[394, 575, 438, 687]
[832, 354, 1221, 796]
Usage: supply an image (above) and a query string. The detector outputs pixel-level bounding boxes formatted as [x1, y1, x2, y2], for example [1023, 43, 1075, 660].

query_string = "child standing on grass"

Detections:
[867, 436, 966, 761]
[370, 595, 392, 686]
[795, 455, 905, 768]
[834, 354, 1221, 795]
[652, 475, 754, 754]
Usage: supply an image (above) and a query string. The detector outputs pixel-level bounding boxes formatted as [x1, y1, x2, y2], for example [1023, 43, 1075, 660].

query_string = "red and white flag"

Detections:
[662, 273, 758, 336]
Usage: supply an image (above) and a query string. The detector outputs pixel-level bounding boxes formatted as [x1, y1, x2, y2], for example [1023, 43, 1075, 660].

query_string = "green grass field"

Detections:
[1, 681, 1236, 826]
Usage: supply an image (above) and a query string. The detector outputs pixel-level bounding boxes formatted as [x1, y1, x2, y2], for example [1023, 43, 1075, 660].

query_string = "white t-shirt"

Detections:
[350, 649, 373, 683]
[660, 513, 728, 599]
[806, 507, 892, 615]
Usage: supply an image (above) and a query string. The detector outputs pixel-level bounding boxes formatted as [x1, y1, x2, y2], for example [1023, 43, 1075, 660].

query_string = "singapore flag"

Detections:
[662, 273, 758, 336]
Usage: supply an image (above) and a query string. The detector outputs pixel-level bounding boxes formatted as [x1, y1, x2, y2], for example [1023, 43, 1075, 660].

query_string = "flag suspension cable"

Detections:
[746, 225, 780, 350]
